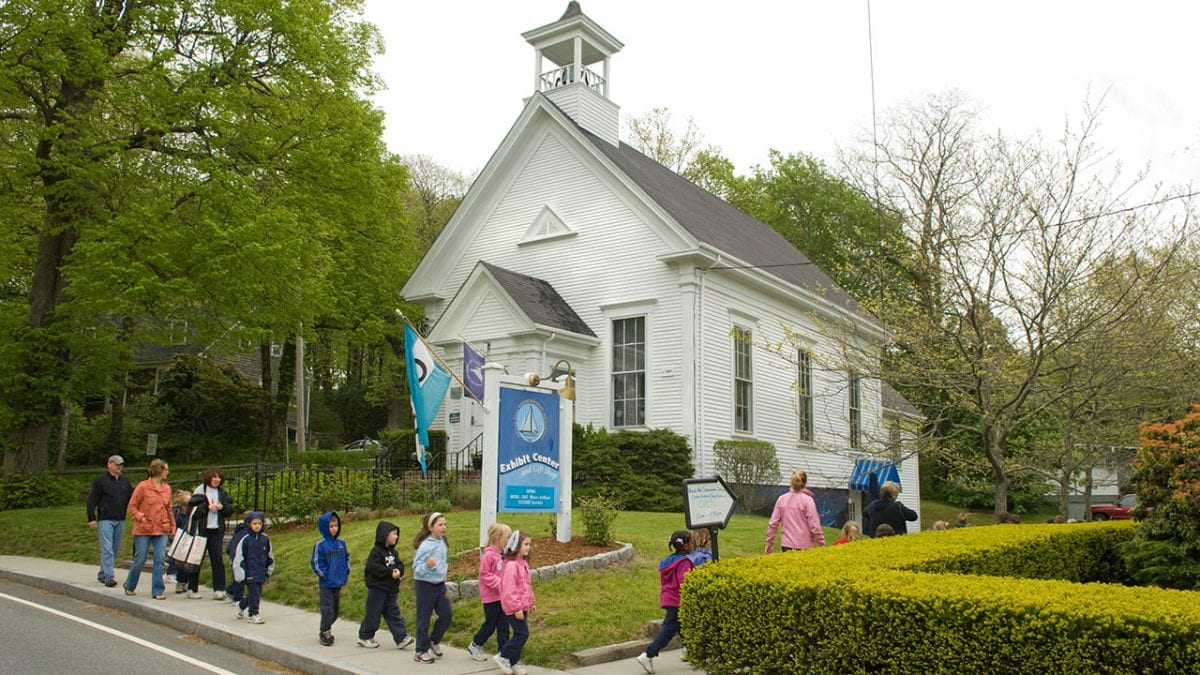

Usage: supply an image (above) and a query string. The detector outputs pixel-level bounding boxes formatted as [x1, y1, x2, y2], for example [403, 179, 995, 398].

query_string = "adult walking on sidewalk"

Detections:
[184, 467, 235, 599]
[87, 454, 133, 588]
[124, 459, 173, 599]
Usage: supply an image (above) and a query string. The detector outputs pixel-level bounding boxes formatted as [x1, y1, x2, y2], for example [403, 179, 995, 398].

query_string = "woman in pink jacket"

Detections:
[493, 530, 534, 675]
[467, 522, 511, 661]
[123, 458, 174, 599]
[764, 469, 826, 553]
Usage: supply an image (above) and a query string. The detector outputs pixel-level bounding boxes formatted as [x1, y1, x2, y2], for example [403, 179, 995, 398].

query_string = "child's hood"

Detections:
[658, 552, 690, 571]
[374, 520, 398, 547]
[244, 511, 266, 530]
[318, 511, 341, 540]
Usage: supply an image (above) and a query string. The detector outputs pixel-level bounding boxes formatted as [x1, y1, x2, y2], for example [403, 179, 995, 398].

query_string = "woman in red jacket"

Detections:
[124, 459, 174, 599]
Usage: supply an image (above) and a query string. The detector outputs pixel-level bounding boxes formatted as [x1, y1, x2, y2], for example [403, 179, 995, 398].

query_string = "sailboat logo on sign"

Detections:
[514, 400, 546, 443]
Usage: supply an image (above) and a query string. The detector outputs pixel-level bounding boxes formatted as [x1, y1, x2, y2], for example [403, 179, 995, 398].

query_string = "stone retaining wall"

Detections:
[445, 541, 634, 601]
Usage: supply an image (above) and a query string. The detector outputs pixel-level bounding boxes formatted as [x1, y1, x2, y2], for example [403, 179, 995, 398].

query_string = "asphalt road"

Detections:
[0, 580, 295, 674]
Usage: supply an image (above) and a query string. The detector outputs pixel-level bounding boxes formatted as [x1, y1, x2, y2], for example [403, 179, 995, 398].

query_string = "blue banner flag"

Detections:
[405, 324, 451, 473]
[462, 341, 485, 402]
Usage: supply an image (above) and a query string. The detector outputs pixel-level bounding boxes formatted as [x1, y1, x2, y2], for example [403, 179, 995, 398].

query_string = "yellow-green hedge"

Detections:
[680, 523, 1200, 674]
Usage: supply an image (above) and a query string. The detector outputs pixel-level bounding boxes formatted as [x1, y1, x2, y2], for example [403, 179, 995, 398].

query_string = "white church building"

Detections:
[401, 2, 921, 526]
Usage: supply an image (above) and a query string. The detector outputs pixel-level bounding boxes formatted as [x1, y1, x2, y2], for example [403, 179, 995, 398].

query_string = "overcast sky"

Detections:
[362, 1, 1198, 191]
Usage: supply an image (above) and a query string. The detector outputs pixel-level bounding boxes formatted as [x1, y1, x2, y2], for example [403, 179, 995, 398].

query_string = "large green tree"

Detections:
[0, 0, 413, 474]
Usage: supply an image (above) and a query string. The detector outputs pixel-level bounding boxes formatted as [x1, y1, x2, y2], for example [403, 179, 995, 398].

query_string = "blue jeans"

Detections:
[96, 519, 124, 582]
[125, 534, 167, 597]
[645, 605, 680, 658]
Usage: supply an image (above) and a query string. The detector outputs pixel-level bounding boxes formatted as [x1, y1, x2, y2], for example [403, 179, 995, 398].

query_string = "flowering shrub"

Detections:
[1121, 405, 1200, 589]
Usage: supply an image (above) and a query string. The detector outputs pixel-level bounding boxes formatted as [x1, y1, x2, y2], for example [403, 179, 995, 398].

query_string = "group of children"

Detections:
[310, 512, 537, 673]
[163, 501, 707, 673]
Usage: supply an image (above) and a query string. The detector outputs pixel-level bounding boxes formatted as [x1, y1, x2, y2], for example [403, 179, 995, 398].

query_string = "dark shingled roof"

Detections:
[482, 261, 597, 337]
[578, 127, 870, 319]
[882, 381, 921, 417]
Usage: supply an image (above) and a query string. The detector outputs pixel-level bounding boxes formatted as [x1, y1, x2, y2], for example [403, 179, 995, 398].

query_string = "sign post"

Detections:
[479, 368, 574, 546]
[682, 475, 737, 561]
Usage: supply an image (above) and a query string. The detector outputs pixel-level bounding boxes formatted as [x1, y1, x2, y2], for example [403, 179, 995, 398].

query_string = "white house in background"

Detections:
[401, 2, 921, 526]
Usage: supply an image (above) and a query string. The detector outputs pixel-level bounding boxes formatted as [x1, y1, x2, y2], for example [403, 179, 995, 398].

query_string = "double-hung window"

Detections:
[734, 327, 753, 433]
[849, 372, 862, 449]
[612, 317, 645, 427]
[797, 349, 813, 442]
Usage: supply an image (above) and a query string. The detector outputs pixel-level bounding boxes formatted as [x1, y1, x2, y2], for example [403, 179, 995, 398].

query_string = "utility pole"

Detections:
[295, 335, 306, 454]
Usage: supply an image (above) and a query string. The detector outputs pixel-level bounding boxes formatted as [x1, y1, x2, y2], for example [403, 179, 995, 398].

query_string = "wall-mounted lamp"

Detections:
[525, 359, 575, 400]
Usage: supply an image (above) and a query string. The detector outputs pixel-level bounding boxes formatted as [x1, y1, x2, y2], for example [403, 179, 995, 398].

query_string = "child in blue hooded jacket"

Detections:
[232, 511, 273, 624]
[311, 511, 350, 646]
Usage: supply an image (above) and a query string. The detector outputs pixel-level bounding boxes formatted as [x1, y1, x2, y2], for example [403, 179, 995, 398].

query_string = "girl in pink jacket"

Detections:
[494, 530, 534, 675]
[467, 522, 511, 661]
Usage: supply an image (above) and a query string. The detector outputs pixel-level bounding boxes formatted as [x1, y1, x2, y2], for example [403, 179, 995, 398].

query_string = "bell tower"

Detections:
[522, 2, 623, 145]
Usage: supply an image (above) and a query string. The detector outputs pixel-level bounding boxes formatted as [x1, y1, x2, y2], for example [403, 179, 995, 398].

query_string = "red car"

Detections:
[1090, 494, 1137, 521]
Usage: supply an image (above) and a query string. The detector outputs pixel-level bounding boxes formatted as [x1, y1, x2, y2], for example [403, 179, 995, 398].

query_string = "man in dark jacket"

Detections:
[863, 481, 919, 536]
[86, 455, 133, 587]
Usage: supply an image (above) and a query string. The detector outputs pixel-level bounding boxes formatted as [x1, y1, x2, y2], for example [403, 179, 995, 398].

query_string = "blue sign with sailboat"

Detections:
[497, 387, 560, 513]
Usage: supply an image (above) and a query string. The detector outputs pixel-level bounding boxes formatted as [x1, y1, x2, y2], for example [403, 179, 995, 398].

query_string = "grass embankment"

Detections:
[1, 499, 1051, 668]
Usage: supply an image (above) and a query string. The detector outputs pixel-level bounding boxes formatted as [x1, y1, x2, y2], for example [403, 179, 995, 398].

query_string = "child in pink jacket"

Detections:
[494, 530, 534, 675]
[467, 522, 511, 661]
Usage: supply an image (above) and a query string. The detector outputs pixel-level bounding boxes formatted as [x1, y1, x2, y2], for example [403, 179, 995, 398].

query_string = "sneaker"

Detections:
[512, 666, 528, 675]
[230, 597, 241, 606]
[248, 614, 264, 624]
[493, 654, 514, 675]
[357, 638, 379, 649]
[186, 590, 203, 599]
[104, 579, 118, 588]
[636, 652, 656, 674]
[430, 643, 443, 657]
[153, 594, 166, 600]
[236, 607, 246, 620]
[467, 643, 487, 661]
[319, 631, 335, 647]
[212, 591, 226, 600]
[175, 582, 186, 594]
[413, 651, 435, 664]
[395, 635, 415, 650]
[164, 574, 176, 584]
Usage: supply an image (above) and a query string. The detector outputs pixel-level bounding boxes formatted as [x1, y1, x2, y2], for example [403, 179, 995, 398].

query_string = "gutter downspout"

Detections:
[541, 331, 558, 374]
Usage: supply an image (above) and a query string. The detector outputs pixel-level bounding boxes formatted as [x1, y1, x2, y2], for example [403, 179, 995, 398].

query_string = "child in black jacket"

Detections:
[356, 521, 415, 650]
[232, 512, 273, 624]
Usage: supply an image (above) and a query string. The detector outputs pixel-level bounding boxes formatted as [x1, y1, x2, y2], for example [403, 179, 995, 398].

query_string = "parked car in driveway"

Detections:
[1090, 494, 1138, 521]
[343, 438, 382, 452]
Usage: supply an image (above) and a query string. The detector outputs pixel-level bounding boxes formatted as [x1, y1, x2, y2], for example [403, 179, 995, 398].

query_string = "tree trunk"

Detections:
[55, 400, 71, 472]
[983, 425, 1008, 515]
[107, 386, 126, 454]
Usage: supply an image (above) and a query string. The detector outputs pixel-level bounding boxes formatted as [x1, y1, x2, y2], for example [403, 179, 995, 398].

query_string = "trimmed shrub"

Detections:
[680, 522, 1200, 674]
[712, 439, 780, 515]
[0, 473, 78, 510]
[573, 424, 692, 511]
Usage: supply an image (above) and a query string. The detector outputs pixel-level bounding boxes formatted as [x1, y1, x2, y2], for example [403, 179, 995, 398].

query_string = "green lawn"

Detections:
[1, 500, 1051, 668]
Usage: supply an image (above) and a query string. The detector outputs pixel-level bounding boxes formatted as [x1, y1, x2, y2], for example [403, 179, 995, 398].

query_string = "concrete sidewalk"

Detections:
[0, 556, 693, 675]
